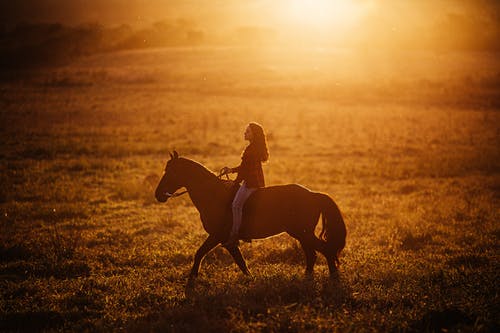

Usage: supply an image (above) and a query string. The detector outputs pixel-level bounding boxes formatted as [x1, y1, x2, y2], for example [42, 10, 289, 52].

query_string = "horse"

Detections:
[155, 151, 346, 281]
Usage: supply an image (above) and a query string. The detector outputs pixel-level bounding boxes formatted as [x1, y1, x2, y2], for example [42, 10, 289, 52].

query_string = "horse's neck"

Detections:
[183, 161, 226, 213]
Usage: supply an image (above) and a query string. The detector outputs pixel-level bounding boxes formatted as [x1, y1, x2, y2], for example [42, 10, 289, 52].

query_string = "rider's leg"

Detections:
[227, 182, 255, 244]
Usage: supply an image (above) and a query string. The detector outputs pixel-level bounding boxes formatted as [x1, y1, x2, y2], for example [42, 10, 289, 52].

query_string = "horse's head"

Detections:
[155, 151, 185, 203]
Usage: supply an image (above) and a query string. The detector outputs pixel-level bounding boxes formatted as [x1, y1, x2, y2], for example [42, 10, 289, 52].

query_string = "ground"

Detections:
[0, 46, 499, 332]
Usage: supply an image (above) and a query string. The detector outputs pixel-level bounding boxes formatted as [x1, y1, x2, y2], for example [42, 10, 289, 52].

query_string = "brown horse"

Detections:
[155, 151, 346, 280]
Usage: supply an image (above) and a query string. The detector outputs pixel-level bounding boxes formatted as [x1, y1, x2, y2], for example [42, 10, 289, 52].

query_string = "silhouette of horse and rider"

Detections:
[155, 123, 346, 282]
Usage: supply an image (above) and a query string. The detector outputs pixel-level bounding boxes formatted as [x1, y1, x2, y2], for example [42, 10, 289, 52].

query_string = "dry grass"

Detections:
[0, 47, 499, 332]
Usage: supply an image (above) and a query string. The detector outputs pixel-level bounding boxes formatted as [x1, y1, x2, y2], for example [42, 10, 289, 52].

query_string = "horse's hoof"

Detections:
[185, 276, 196, 297]
[186, 275, 197, 286]
[329, 270, 340, 281]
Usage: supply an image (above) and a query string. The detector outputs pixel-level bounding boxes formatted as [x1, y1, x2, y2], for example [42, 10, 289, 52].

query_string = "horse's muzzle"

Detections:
[155, 191, 169, 203]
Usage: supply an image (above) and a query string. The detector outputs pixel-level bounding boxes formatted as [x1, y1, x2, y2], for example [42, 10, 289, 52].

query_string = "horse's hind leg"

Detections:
[298, 235, 317, 276]
[226, 245, 251, 276]
[312, 237, 338, 277]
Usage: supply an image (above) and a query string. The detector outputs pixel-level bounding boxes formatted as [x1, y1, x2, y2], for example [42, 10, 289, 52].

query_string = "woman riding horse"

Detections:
[220, 122, 269, 247]
[155, 151, 346, 281]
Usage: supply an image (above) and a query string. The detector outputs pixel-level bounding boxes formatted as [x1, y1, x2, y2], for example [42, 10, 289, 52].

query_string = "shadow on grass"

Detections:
[446, 254, 491, 269]
[260, 245, 304, 265]
[0, 260, 90, 280]
[128, 273, 355, 332]
[409, 308, 476, 333]
[0, 311, 65, 332]
[0, 309, 100, 332]
[0, 244, 33, 262]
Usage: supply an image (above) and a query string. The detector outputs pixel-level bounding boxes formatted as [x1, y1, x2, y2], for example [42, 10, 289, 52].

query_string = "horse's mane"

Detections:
[179, 157, 219, 180]
[179, 157, 234, 189]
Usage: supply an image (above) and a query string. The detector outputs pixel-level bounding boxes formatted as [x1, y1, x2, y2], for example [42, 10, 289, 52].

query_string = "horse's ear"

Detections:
[169, 152, 174, 160]
[173, 151, 179, 159]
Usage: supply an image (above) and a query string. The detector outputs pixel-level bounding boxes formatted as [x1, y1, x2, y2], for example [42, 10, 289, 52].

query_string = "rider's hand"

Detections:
[220, 167, 231, 175]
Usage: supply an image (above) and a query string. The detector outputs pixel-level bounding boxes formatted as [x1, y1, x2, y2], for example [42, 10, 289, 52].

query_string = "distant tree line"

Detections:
[1, 13, 498, 69]
[0, 20, 205, 68]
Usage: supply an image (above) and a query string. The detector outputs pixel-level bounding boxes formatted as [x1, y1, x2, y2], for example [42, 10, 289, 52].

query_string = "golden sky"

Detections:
[1, 0, 499, 50]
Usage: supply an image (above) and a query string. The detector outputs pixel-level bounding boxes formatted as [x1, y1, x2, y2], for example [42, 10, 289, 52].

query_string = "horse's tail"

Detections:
[315, 192, 346, 267]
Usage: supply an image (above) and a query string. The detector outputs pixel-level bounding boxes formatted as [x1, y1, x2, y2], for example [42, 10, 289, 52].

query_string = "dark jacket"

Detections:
[233, 144, 265, 188]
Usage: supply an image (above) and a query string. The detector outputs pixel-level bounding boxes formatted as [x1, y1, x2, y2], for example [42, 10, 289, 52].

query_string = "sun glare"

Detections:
[282, 0, 370, 30]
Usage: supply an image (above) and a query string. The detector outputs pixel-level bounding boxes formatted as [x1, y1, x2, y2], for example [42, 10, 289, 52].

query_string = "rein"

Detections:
[164, 190, 188, 198]
[164, 169, 231, 199]
[217, 169, 232, 180]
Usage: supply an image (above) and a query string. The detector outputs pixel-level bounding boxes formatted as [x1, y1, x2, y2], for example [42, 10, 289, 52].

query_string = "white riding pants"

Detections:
[231, 182, 256, 236]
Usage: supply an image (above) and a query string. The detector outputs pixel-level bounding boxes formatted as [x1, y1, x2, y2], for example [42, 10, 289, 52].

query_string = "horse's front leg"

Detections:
[225, 245, 251, 276]
[189, 234, 220, 279]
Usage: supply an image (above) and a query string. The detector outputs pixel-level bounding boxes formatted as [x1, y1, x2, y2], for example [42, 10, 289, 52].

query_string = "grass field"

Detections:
[0, 46, 499, 332]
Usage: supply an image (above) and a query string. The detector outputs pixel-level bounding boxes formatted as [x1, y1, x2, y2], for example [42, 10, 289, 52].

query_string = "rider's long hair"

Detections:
[248, 122, 269, 162]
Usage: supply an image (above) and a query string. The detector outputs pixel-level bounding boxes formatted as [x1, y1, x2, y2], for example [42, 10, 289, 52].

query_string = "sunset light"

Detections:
[281, 0, 371, 30]
[1, 0, 498, 331]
